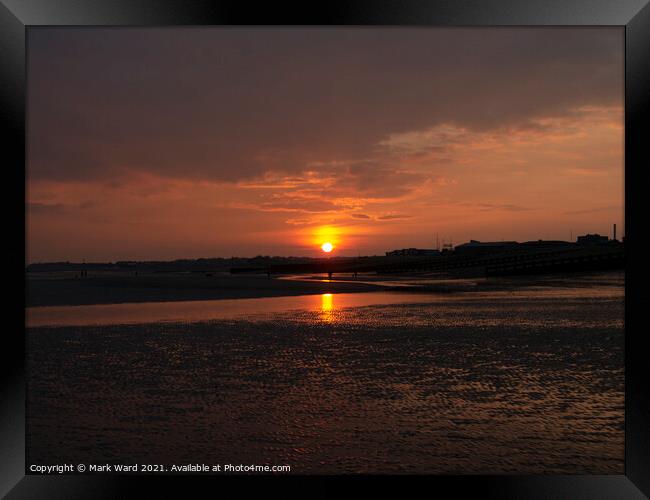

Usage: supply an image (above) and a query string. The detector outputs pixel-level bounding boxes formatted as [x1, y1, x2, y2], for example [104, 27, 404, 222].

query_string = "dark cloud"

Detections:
[27, 201, 95, 214]
[284, 218, 312, 226]
[28, 28, 622, 183]
[245, 197, 343, 214]
[563, 205, 621, 215]
[350, 213, 371, 219]
[460, 202, 532, 212]
[330, 162, 429, 199]
[377, 214, 413, 220]
[27, 202, 66, 215]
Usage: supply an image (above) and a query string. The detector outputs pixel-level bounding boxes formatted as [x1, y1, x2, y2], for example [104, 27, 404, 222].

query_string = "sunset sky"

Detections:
[27, 28, 624, 262]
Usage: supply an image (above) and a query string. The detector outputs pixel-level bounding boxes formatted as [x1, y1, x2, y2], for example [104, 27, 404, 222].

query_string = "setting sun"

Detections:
[321, 242, 334, 253]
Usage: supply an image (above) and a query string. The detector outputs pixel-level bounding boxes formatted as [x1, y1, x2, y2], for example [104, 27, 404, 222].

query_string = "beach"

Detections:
[26, 272, 382, 307]
[26, 271, 624, 473]
[26, 269, 623, 307]
[23, 25, 628, 479]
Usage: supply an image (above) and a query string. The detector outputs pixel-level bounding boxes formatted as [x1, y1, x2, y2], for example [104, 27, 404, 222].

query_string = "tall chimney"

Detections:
[613, 223, 617, 241]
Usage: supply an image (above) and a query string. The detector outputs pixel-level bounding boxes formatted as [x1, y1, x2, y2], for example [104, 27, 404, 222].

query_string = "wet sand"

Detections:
[27, 270, 623, 308]
[26, 272, 624, 474]
[26, 272, 383, 307]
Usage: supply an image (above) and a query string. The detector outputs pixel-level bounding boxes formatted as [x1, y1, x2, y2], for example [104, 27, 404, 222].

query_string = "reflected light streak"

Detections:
[320, 293, 334, 322]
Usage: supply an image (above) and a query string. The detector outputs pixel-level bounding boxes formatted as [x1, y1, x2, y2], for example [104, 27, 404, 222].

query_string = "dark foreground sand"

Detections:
[26, 270, 624, 308]
[26, 272, 382, 307]
[26, 277, 624, 474]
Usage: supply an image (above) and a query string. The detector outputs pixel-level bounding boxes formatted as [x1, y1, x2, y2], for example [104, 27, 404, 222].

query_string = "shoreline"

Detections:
[27, 294, 624, 473]
[26, 272, 385, 308]
[26, 270, 624, 308]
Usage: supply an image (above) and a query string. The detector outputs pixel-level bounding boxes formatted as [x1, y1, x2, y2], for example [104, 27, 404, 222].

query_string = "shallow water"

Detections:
[26, 292, 453, 328]
[27, 276, 623, 328]
[26, 273, 624, 474]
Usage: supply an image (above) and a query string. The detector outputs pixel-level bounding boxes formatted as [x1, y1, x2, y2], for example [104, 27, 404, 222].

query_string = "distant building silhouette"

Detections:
[576, 233, 609, 245]
[454, 240, 518, 257]
[520, 240, 573, 249]
[385, 248, 440, 257]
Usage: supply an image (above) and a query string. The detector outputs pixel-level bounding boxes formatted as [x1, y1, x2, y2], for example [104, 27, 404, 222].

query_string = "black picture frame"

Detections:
[2, 1, 648, 498]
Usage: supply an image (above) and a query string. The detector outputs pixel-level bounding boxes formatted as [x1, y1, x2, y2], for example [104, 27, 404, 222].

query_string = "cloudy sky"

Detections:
[27, 28, 623, 262]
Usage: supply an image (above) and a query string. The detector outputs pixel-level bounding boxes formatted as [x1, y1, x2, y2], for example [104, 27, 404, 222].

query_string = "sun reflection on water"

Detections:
[320, 293, 334, 322]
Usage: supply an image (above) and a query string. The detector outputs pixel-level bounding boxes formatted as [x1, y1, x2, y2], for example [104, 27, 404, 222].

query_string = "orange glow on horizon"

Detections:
[308, 226, 343, 255]
[26, 30, 624, 263]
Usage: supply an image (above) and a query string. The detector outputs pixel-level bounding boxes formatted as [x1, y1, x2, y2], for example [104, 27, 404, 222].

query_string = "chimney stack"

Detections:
[613, 223, 617, 241]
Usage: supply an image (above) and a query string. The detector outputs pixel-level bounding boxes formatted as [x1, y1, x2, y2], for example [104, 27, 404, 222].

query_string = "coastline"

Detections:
[27, 289, 624, 473]
[26, 272, 384, 308]
[26, 269, 624, 308]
